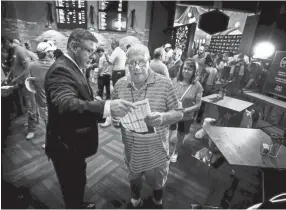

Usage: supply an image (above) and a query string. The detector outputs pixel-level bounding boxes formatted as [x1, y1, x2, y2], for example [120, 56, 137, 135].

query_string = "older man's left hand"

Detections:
[145, 112, 163, 127]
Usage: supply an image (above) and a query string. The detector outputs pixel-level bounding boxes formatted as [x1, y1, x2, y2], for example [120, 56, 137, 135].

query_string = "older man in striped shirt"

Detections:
[112, 44, 184, 208]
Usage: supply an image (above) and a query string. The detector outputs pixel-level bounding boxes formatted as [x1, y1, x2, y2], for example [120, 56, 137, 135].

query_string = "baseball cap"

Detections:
[37, 42, 57, 52]
[165, 43, 172, 48]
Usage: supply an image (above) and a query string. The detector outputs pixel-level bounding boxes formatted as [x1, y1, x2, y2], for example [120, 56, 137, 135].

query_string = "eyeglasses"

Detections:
[183, 66, 195, 71]
[79, 45, 94, 55]
[127, 60, 148, 68]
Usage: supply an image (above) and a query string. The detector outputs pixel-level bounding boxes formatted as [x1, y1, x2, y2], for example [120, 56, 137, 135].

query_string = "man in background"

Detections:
[150, 48, 170, 78]
[28, 42, 55, 148]
[103, 40, 127, 127]
[168, 48, 183, 79]
[4, 38, 38, 140]
[105, 40, 126, 86]
[193, 46, 207, 77]
[162, 43, 173, 67]
[97, 47, 111, 100]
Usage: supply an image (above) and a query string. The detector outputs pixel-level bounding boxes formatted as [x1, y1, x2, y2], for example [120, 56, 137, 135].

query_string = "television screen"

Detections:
[98, 0, 128, 32]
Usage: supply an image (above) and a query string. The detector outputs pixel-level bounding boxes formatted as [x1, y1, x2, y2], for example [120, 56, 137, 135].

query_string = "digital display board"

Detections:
[98, 0, 128, 32]
[56, 0, 87, 29]
[263, 51, 286, 99]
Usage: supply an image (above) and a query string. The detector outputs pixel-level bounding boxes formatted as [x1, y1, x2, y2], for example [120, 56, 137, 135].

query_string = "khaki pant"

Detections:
[128, 161, 170, 196]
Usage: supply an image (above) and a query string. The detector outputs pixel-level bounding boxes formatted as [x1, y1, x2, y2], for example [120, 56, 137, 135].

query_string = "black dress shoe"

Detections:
[82, 202, 96, 209]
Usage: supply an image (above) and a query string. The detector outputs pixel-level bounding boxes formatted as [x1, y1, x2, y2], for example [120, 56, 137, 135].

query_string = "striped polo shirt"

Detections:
[112, 70, 179, 173]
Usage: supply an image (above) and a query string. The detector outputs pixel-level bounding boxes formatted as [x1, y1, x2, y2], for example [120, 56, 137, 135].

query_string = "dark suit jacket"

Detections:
[44, 55, 106, 159]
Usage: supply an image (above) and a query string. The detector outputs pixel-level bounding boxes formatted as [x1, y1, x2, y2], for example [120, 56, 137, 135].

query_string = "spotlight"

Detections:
[253, 42, 275, 59]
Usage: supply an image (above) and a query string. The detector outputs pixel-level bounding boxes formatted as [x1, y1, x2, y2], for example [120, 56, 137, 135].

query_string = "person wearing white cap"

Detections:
[162, 43, 173, 66]
[26, 42, 55, 144]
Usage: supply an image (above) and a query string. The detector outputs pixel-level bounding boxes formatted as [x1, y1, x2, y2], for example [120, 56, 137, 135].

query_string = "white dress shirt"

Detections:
[109, 46, 126, 71]
[64, 53, 111, 118]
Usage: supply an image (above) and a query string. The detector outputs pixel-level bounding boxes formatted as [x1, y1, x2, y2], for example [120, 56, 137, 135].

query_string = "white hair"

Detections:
[126, 43, 150, 60]
[174, 48, 183, 56]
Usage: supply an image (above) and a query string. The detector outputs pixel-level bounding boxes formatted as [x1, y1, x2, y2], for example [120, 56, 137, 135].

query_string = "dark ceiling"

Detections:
[178, 1, 285, 14]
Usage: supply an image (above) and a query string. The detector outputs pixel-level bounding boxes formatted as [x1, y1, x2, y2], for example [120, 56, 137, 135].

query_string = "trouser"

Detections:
[128, 161, 169, 201]
[18, 83, 37, 132]
[97, 74, 111, 99]
[112, 70, 125, 86]
[38, 106, 48, 126]
[196, 85, 213, 122]
[51, 156, 87, 209]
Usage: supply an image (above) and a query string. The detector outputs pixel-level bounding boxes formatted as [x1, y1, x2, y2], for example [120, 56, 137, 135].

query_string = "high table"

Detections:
[203, 126, 286, 204]
[195, 94, 254, 139]
[202, 94, 254, 113]
[243, 91, 286, 110]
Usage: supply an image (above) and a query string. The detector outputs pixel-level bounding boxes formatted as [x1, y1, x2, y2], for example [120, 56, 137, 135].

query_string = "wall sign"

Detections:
[263, 51, 286, 99]
[98, 0, 128, 32]
[55, 0, 87, 29]
[209, 35, 241, 54]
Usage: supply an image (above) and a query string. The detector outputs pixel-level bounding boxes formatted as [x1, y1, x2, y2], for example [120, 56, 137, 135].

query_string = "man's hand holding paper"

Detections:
[145, 112, 163, 127]
[119, 99, 157, 134]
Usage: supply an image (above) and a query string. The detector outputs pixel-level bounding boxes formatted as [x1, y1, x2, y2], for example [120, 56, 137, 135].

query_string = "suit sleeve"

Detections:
[45, 66, 106, 120]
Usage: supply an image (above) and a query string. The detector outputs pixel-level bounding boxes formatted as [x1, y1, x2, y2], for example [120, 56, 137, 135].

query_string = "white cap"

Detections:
[37, 42, 56, 52]
[165, 43, 172, 48]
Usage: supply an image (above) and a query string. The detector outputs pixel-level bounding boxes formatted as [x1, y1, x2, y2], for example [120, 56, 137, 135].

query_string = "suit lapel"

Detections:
[63, 57, 93, 100]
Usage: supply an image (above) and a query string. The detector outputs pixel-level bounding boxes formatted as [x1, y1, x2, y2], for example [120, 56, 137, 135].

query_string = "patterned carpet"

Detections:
[2, 113, 262, 209]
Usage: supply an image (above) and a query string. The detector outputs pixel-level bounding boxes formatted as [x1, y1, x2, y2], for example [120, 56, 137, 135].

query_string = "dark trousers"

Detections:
[112, 70, 125, 86]
[97, 74, 111, 99]
[196, 85, 213, 122]
[51, 156, 87, 209]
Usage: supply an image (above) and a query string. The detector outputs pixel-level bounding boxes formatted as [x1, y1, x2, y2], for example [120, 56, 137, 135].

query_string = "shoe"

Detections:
[143, 196, 163, 209]
[100, 117, 111, 128]
[126, 200, 143, 209]
[82, 202, 96, 209]
[26, 132, 35, 140]
[170, 153, 178, 163]
[95, 96, 102, 101]
[154, 203, 163, 209]
[42, 144, 45, 149]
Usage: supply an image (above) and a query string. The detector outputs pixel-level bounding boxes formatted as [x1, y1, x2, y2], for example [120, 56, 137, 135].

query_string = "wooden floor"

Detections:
[1, 112, 264, 209]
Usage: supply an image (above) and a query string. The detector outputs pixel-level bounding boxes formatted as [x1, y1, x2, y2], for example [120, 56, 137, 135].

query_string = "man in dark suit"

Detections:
[168, 48, 183, 79]
[44, 28, 135, 209]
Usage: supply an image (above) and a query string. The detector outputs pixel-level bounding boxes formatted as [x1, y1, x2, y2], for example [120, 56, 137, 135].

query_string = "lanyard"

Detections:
[130, 85, 148, 103]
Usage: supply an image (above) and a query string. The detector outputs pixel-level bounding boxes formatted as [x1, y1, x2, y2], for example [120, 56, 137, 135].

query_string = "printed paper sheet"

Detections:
[120, 99, 156, 134]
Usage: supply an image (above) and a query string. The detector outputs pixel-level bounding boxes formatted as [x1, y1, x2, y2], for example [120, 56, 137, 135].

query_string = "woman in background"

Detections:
[215, 54, 225, 81]
[169, 58, 203, 162]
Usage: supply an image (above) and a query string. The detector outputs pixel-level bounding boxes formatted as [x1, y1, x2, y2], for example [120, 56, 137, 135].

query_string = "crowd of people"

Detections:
[1, 28, 268, 209]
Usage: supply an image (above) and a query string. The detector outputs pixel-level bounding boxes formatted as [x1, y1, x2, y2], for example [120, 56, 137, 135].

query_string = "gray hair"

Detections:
[174, 48, 183, 56]
[126, 43, 150, 61]
[67, 28, 98, 50]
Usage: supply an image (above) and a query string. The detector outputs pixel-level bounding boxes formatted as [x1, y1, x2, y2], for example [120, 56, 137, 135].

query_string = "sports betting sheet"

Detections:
[120, 99, 156, 134]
